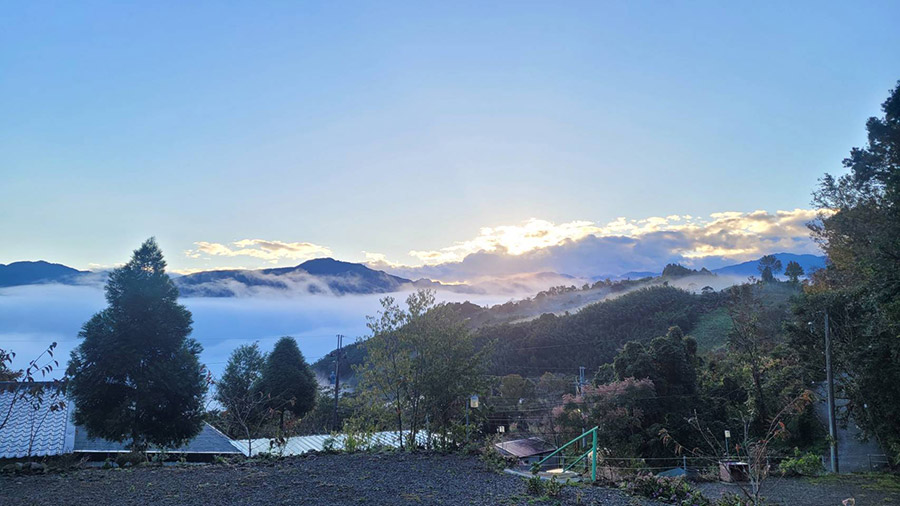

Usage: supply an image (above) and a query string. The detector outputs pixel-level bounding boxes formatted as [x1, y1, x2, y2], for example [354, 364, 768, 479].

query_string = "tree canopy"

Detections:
[67, 238, 207, 450]
[793, 81, 900, 463]
[256, 336, 317, 431]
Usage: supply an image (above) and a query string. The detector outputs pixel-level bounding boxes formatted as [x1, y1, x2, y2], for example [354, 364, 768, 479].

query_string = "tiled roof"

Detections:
[0, 382, 74, 459]
[495, 437, 557, 458]
[74, 422, 241, 454]
[235, 430, 431, 457]
[1, 382, 240, 458]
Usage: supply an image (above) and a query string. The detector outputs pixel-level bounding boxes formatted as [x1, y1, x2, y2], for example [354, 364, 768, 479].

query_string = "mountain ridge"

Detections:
[0, 253, 827, 295]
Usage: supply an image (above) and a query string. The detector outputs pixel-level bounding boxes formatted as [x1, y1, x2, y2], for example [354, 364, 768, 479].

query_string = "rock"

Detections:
[29, 462, 45, 472]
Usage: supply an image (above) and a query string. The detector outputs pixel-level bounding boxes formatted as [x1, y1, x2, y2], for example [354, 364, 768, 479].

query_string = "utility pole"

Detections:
[333, 334, 343, 432]
[824, 311, 839, 473]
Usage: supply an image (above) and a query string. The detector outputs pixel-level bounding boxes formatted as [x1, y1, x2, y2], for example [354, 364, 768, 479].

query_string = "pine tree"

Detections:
[67, 238, 207, 451]
[256, 337, 317, 432]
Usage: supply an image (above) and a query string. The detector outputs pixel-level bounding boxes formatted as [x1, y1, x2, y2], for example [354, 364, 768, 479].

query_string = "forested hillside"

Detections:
[484, 285, 725, 376]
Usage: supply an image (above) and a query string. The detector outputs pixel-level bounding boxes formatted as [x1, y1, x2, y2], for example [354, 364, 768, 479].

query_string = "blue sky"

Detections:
[2, 1, 899, 277]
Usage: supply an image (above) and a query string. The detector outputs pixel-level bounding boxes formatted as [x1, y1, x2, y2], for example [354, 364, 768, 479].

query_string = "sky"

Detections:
[2, 1, 899, 280]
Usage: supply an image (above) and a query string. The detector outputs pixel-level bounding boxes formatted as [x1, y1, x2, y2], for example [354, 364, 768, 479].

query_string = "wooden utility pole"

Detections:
[825, 311, 839, 473]
[333, 334, 343, 431]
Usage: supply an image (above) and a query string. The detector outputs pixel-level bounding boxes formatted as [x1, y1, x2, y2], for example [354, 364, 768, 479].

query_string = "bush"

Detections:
[526, 475, 545, 496]
[115, 451, 146, 468]
[622, 474, 711, 505]
[779, 449, 824, 477]
[545, 477, 564, 497]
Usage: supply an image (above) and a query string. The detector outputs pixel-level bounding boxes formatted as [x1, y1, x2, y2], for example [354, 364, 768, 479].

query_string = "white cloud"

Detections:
[372, 209, 823, 281]
[185, 239, 332, 264]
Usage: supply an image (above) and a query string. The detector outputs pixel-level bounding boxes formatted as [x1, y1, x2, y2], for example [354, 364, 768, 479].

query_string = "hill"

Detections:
[711, 253, 825, 279]
[0, 261, 88, 287]
[175, 258, 416, 296]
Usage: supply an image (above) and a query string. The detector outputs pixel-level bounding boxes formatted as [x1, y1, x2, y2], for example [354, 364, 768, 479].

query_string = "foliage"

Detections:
[354, 289, 487, 450]
[67, 238, 207, 451]
[795, 81, 900, 463]
[784, 261, 804, 283]
[487, 286, 723, 376]
[115, 451, 147, 468]
[525, 475, 545, 496]
[757, 255, 783, 283]
[545, 476, 564, 497]
[621, 474, 711, 505]
[778, 448, 824, 477]
[0, 343, 66, 435]
[214, 343, 269, 453]
[255, 336, 317, 433]
[553, 377, 656, 458]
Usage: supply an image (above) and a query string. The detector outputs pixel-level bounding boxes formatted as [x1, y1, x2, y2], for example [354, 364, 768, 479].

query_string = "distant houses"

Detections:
[0, 382, 240, 461]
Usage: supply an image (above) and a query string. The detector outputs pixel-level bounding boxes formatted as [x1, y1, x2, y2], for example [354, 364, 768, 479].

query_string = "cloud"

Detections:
[185, 239, 332, 263]
[372, 209, 822, 281]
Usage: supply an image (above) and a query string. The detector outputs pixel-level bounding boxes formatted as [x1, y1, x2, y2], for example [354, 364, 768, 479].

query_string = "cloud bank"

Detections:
[185, 239, 332, 263]
[368, 209, 821, 282]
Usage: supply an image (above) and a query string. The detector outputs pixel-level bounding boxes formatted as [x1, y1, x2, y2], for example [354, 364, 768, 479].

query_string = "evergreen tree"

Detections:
[256, 336, 317, 432]
[215, 343, 267, 448]
[758, 255, 783, 282]
[67, 238, 207, 450]
[784, 261, 804, 283]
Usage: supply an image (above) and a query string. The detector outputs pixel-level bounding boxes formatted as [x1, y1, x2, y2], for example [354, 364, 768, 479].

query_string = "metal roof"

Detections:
[234, 430, 431, 457]
[495, 437, 557, 458]
[0, 382, 74, 459]
[1, 382, 240, 458]
[74, 422, 241, 454]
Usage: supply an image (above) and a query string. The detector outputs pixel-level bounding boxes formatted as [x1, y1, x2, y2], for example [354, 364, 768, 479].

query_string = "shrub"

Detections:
[526, 475, 545, 496]
[115, 451, 146, 468]
[622, 474, 712, 505]
[546, 477, 564, 497]
[779, 449, 824, 477]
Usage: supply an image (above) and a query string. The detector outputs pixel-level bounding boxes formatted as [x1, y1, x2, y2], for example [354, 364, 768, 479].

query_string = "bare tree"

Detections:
[661, 391, 813, 506]
[1, 343, 65, 433]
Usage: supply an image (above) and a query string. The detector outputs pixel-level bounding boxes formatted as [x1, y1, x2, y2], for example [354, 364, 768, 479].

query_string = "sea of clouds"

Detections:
[0, 284, 509, 380]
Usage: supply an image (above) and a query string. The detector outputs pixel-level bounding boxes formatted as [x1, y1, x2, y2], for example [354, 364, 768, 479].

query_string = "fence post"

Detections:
[591, 428, 597, 482]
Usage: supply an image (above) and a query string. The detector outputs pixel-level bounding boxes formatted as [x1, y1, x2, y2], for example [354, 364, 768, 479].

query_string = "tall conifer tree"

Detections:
[68, 238, 207, 450]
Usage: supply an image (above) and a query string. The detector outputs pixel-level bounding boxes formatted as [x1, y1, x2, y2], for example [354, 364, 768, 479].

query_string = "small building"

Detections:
[495, 437, 558, 467]
[0, 382, 240, 461]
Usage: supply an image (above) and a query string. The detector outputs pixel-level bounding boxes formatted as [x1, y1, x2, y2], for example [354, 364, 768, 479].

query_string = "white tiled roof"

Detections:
[234, 430, 431, 457]
[0, 382, 74, 459]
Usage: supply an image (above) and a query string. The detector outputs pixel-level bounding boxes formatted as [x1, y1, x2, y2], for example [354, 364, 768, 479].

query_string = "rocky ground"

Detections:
[0, 453, 661, 506]
[696, 473, 900, 505]
[2, 453, 897, 505]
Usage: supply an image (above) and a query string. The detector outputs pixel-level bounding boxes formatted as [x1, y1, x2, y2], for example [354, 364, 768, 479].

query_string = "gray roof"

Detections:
[74, 422, 241, 454]
[1, 382, 240, 458]
[0, 382, 74, 459]
[495, 437, 557, 458]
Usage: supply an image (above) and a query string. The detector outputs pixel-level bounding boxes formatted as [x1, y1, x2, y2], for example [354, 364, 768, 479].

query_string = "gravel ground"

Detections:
[696, 474, 900, 505]
[0, 453, 665, 506]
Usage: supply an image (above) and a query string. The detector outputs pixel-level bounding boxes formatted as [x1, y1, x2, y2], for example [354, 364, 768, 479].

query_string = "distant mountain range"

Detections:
[175, 258, 423, 296]
[710, 253, 826, 278]
[0, 261, 88, 287]
[0, 253, 827, 296]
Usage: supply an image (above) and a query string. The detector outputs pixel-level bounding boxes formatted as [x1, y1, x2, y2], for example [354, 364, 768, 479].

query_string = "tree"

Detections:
[355, 289, 487, 450]
[801, 81, 900, 462]
[67, 238, 207, 451]
[215, 343, 268, 454]
[256, 336, 317, 433]
[757, 255, 783, 282]
[784, 261, 804, 283]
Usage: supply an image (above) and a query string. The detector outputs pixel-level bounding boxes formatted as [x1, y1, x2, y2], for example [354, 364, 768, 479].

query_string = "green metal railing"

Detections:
[533, 426, 599, 482]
